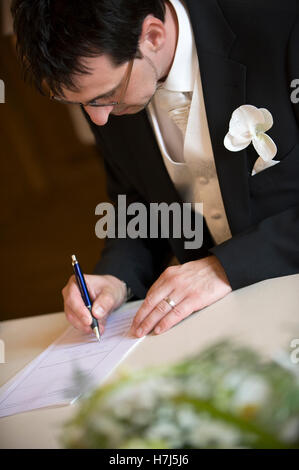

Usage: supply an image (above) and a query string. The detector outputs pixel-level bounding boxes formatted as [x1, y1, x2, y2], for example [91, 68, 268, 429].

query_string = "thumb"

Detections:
[92, 286, 116, 319]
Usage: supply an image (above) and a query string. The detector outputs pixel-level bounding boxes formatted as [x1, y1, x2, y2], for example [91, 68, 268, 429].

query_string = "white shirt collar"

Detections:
[162, 0, 198, 92]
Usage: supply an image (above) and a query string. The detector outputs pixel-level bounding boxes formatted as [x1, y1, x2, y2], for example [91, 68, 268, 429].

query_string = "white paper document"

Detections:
[0, 301, 144, 418]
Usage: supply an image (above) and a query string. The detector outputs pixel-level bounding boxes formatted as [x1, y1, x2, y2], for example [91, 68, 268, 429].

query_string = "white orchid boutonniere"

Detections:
[224, 104, 279, 175]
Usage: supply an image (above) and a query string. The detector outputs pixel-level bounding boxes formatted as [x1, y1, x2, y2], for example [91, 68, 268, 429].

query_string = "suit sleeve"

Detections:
[210, 10, 299, 290]
[210, 207, 299, 289]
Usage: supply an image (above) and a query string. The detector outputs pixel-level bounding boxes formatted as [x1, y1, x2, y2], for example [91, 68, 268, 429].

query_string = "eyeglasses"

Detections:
[50, 58, 134, 109]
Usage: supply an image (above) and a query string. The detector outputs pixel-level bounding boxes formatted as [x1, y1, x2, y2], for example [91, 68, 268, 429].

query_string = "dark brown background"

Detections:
[0, 34, 108, 321]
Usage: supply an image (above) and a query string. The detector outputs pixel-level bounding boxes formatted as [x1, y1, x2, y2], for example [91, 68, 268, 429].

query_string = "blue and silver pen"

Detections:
[71, 254, 101, 342]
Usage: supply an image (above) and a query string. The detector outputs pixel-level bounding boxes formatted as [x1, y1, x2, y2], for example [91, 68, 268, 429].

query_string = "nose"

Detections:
[84, 105, 114, 126]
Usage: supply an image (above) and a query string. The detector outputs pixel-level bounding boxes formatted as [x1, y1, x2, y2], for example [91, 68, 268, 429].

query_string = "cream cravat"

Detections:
[154, 88, 192, 138]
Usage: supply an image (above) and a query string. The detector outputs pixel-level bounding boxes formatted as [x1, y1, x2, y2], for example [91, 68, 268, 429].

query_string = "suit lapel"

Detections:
[99, 110, 183, 206]
[98, 111, 205, 261]
[185, 0, 251, 233]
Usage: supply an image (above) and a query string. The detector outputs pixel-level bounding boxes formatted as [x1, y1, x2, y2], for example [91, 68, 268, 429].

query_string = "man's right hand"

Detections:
[62, 274, 127, 335]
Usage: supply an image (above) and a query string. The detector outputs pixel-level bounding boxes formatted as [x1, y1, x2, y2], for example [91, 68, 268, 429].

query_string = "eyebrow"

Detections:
[86, 80, 122, 104]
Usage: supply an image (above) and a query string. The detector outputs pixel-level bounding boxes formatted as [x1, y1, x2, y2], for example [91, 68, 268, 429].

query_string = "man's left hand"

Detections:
[129, 255, 232, 337]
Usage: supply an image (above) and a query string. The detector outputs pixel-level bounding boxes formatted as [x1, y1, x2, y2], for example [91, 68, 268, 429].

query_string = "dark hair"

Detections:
[11, 0, 166, 96]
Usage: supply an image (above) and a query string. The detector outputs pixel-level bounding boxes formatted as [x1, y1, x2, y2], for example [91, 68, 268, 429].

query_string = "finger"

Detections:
[64, 298, 92, 329]
[65, 310, 93, 334]
[92, 286, 116, 320]
[130, 291, 183, 337]
[153, 297, 196, 335]
[63, 279, 92, 326]
[66, 301, 93, 329]
[63, 276, 109, 336]
[65, 299, 91, 328]
[130, 284, 170, 331]
[130, 267, 178, 333]
[131, 298, 172, 337]
[66, 302, 106, 334]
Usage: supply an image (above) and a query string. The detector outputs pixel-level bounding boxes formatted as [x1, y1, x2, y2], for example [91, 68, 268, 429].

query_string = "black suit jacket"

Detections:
[85, 0, 299, 299]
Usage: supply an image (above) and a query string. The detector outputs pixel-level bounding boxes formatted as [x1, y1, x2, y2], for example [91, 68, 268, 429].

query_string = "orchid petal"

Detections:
[252, 157, 280, 175]
[228, 105, 265, 138]
[252, 133, 277, 161]
[224, 133, 251, 152]
[259, 108, 274, 132]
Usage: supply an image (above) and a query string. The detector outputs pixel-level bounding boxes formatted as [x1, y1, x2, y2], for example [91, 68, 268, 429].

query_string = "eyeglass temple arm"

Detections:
[118, 59, 134, 104]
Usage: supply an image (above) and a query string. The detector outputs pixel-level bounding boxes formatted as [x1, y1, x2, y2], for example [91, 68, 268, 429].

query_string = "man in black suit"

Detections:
[12, 0, 299, 337]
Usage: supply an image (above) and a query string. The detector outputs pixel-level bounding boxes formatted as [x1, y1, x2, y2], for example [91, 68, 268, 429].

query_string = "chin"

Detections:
[113, 102, 149, 116]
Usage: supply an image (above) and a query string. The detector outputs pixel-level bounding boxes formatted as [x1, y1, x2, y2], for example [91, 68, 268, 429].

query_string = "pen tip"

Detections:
[94, 327, 101, 342]
[71, 254, 77, 263]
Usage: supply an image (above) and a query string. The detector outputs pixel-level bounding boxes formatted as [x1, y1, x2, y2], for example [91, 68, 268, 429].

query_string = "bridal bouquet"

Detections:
[62, 341, 299, 449]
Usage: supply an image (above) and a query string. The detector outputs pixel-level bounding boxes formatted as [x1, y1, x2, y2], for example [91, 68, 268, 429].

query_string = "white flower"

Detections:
[224, 104, 279, 175]
[232, 375, 270, 411]
[189, 417, 242, 448]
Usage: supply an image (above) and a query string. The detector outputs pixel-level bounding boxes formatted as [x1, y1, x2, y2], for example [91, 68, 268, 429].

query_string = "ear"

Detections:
[138, 14, 167, 55]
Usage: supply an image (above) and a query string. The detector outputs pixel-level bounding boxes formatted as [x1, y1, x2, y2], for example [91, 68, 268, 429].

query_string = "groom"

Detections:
[12, 0, 299, 337]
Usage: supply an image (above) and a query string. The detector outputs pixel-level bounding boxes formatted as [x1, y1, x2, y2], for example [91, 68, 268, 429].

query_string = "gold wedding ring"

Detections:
[164, 297, 176, 308]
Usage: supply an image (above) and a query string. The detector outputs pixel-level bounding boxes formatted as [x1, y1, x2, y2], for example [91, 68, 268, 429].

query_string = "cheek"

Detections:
[128, 83, 156, 104]
[128, 70, 157, 102]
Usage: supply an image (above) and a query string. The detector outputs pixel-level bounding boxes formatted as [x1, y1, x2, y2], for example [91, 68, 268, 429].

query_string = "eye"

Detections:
[90, 94, 117, 107]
